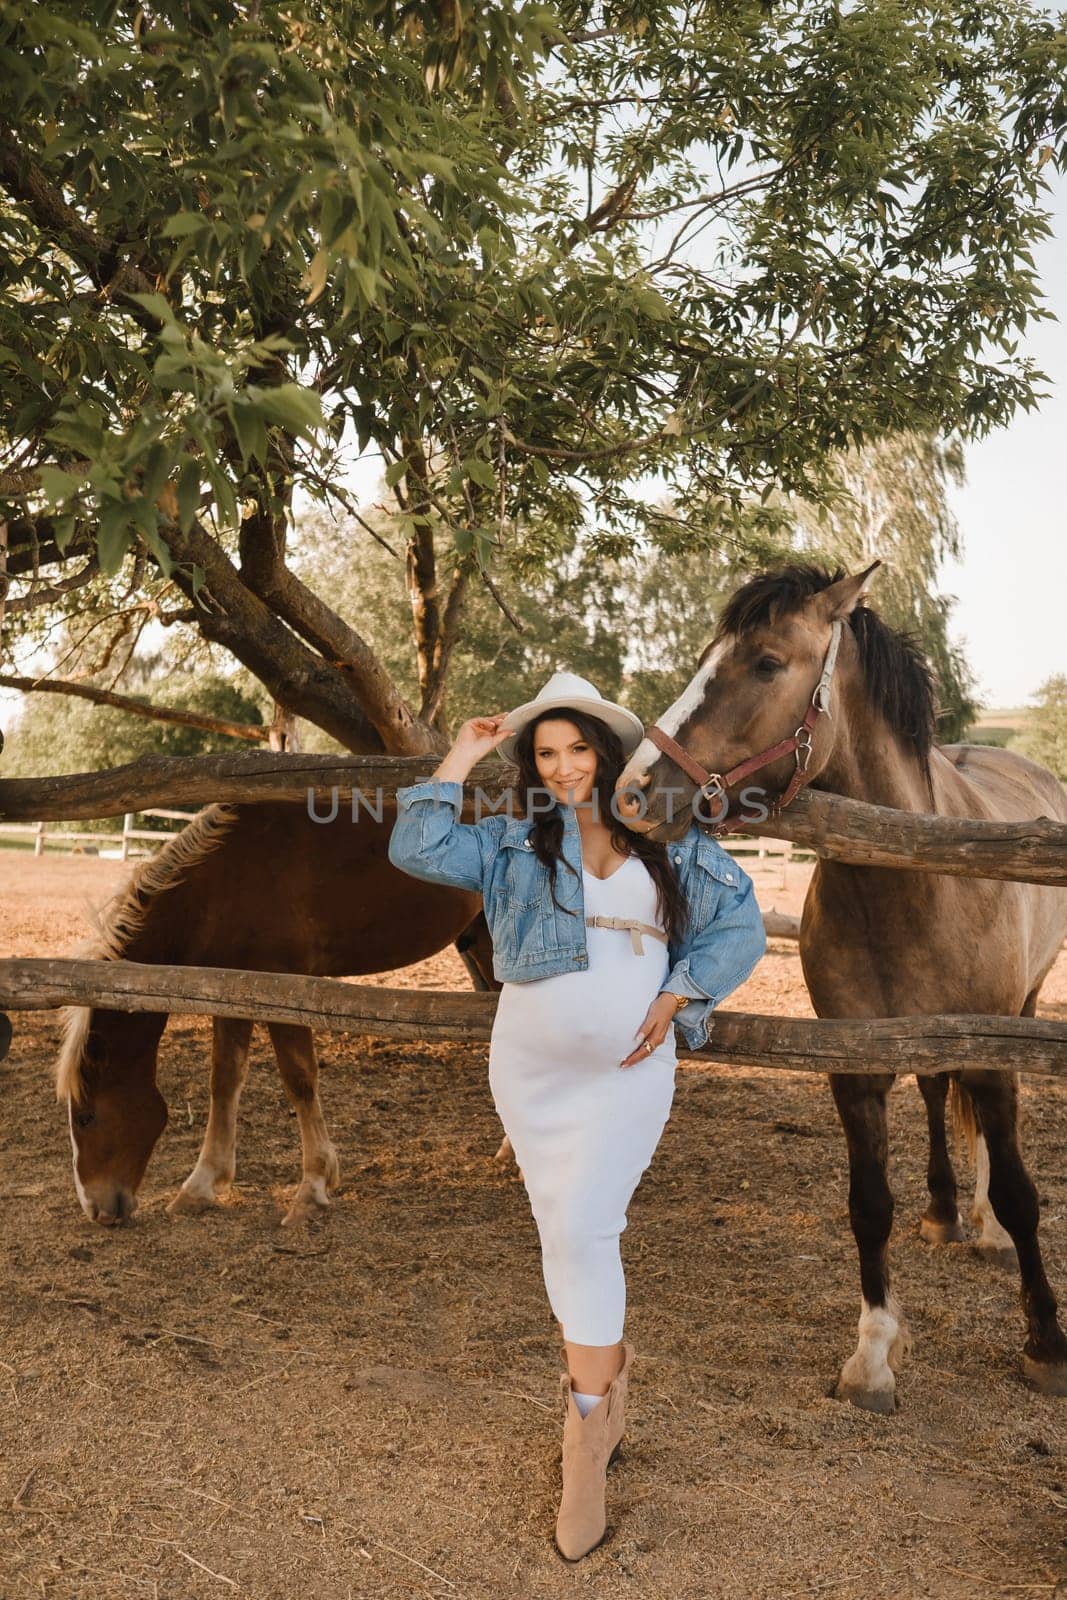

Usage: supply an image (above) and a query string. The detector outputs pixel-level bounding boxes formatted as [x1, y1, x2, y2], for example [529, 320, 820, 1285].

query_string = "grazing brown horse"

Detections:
[57, 801, 492, 1226]
[616, 563, 1067, 1407]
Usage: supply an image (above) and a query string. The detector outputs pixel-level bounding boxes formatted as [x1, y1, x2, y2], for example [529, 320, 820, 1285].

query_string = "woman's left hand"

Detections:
[619, 993, 679, 1068]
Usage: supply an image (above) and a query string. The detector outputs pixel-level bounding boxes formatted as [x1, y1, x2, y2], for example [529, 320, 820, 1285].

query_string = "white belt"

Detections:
[584, 915, 669, 957]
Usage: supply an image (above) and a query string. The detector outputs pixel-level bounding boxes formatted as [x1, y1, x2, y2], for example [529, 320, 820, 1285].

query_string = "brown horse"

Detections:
[57, 801, 492, 1226]
[617, 564, 1067, 1407]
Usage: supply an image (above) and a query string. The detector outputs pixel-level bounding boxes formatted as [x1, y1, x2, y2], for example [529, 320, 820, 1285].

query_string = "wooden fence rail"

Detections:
[0, 808, 195, 858]
[2, 958, 1064, 1079]
[1, 753, 1064, 885]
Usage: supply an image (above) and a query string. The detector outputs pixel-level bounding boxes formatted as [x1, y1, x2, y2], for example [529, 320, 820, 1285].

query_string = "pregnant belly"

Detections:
[492, 949, 674, 1062]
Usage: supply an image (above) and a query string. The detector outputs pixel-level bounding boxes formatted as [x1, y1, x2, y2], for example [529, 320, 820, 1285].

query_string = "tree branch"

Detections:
[0, 673, 270, 742]
[399, 434, 445, 712]
[3, 557, 100, 614]
[566, 167, 641, 249]
[479, 567, 524, 634]
[420, 551, 474, 727]
[156, 515, 427, 756]
[3, 518, 94, 576]
[237, 505, 437, 755]
[0, 127, 162, 326]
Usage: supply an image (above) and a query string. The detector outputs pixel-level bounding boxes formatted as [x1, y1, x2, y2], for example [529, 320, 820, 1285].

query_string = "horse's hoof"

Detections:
[919, 1214, 964, 1245]
[280, 1185, 330, 1227]
[834, 1380, 897, 1415]
[975, 1241, 1017, 1271]
[888, 1323, 914, 1373]
[166, 1186, 217, 1216]
[1022, 1356, 1067, 1397]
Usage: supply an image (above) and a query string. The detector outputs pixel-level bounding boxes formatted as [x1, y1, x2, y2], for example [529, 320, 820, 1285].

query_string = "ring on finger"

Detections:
[643, 1038, 653, 1055]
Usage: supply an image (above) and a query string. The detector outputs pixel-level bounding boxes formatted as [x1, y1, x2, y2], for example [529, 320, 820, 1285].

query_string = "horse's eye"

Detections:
[755, 656, 783, 677]
[74, 1110, 96, 1130]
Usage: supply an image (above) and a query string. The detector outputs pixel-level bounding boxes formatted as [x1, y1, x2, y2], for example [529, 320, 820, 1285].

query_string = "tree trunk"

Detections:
[268, 702, 300, 752]
[0, 674, 270, 743]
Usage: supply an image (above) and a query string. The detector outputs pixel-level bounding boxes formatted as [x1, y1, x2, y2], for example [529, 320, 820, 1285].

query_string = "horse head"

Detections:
[616, 564, 881, 839]
[59, 1008, 168, 1224]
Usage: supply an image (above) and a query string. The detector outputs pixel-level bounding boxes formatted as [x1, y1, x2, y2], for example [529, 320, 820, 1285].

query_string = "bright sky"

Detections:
[941, 169, 1066, 709]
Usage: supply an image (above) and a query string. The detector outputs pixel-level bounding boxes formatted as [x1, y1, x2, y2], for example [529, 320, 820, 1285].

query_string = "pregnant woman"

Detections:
[388, 672, 765, 1559]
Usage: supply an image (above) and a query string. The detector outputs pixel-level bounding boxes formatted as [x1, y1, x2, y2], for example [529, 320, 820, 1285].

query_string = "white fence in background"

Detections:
[0, 808, 195, 859]
[0, 812, 809, 879]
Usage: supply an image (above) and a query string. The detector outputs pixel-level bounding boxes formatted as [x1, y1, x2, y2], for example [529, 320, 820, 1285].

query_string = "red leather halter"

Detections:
[642, 618, 844, 835]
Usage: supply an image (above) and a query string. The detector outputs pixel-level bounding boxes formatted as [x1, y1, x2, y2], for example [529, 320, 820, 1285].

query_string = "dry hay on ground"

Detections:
[0, 853, 1064, 1600]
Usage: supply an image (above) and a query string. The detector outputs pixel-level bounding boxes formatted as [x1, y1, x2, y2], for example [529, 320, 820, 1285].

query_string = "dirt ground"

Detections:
[1, 849, 1065, 1600]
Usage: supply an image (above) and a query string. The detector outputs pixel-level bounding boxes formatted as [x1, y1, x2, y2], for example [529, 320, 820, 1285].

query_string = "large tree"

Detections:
[1, 1, 1062, 755]
[1017, 676, 1067, 781]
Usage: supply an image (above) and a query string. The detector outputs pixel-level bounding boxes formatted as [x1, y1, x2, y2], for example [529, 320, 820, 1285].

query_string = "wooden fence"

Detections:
[0, 807, 195, 859]
[0, 751, 1064, 1077]
[1, 752, 1064, 883]
[1, 958, 1064, 1079]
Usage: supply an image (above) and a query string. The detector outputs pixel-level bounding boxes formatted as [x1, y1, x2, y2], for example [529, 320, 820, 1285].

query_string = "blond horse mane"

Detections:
[56, 805, 238, 1104]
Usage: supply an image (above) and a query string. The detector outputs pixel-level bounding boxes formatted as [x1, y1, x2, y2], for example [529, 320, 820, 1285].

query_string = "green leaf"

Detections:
[139, 441, 172, 505]
[247, 383, 323, 437]
[464, 458, 495, 490]
[420, 153, 456, 181]
[51, 512, 77, 554]
[176, 458, 201, 533]
[128, 495, 173, 576]
[128, 292, 176, 324]
[96, 503, 132, 576]
[384, 459, 407, 488]
[231, 403, 269, 466]
[161, 212, 208, 237]
[210, 466, 238, 531]
[38, 466, 84, 505]
[352, 264, 378, 304]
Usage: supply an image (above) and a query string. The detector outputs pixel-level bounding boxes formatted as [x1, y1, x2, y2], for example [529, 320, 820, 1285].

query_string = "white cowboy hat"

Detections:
[496, 670, 644, 764]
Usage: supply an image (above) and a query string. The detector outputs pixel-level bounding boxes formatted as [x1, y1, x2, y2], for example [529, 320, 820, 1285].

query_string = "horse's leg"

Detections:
[167, 1017, 253, 1215]
[454, 910, 497, 992]
[267, 1022, 340, 1227]
[830, 1072, 911, 1414]
[970, 989, 1041, 1266]
[917, 1074, 964, 1244]
[971, 1131, 1017, 1266]
[959, 1067, 1067, 1395]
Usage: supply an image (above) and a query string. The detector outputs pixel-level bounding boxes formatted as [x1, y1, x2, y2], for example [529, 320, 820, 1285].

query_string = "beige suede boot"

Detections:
[554, 1342, 634, 1561]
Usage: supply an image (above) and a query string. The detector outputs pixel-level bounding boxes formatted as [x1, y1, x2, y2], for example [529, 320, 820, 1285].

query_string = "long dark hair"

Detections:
[509, 706, 690, 943]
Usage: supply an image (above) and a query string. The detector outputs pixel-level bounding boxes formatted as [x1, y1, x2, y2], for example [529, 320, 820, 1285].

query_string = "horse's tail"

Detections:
[948, 1076, 978, 1162]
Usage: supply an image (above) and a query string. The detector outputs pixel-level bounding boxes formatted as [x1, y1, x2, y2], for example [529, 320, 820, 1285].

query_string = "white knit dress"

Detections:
[488, 853, 677, 1345]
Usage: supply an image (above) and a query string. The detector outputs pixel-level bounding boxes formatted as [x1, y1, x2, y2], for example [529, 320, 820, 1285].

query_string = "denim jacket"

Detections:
[388, 779, 766, 1051]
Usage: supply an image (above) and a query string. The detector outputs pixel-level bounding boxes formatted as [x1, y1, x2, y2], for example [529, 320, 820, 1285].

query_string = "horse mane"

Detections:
[715, 564, 938, 771]
[55, 804, 238, 1104]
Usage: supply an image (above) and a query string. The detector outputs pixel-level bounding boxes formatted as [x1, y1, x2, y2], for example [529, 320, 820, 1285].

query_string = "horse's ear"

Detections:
[815, 561, 882, 620]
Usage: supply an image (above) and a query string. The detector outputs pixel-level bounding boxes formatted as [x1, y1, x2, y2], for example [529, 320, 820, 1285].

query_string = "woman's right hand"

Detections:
[453, 714, 514, 760]
[431, 713, 514, 782]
